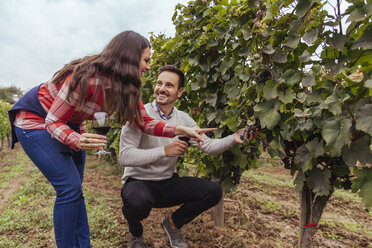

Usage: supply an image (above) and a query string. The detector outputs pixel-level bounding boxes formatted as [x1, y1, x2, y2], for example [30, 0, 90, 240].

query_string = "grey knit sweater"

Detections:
[119, 103, 235, 184]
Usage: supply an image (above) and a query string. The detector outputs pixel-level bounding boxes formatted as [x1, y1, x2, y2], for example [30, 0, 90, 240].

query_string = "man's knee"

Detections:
[122, 189, 152, 219]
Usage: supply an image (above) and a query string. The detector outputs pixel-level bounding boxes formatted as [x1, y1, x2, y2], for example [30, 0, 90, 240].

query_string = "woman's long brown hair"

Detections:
[51, 31, 150, 125]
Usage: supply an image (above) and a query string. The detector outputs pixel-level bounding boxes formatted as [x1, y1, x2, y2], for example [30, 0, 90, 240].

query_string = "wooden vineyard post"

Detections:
[211, 174, 224, 226]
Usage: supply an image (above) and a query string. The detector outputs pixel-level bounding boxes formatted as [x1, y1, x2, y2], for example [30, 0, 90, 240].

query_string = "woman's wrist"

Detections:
[174, 125, 183, 136]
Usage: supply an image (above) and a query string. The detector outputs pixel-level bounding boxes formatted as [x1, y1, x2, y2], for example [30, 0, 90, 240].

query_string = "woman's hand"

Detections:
[77, 133, 107, 151]
[175, 126, 217, 146]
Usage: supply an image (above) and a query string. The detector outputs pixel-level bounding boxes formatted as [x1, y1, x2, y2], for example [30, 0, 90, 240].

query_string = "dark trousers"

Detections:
[121, 173, 222, 237]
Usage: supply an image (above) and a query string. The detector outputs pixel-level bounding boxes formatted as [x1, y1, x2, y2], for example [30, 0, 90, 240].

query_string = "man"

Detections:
[119, 65, 249, 248]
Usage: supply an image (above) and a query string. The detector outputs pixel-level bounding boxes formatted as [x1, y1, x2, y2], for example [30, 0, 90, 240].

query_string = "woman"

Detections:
[8, 31, 211, 248]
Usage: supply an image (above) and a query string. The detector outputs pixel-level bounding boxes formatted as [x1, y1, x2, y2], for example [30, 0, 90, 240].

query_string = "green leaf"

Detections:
[240, 28, 251, 41]
[188, 56, 198, 66]
[303, 28, 318, 44]
[352, 25, 372, 50]
[280, 69, 302, 85]
[206, 111, 216, 123]
[305, 90, 323, 104]
[199, 60, 211, 72]
[294, 173, 305, 193]
[263, 80, 278, 99]
[351, 168, 372, 207]
[307, 168, 332, 196]
[272, 49, 288, 63]
[254, 100, 281, 129]
[284, 37, 300, 49]
[306, 137, 325, 158]
[296, 0, 311, 18]
[226, 116, 239, 130]
[219, 60, 233, 74]
[263, 45, 276, 55]
[206, 93, 217, 106]
[364, 79, 372, 88]
[302, 72, 316, 87]
[356, 104, 372, 136]
[299, 50, 311, 62]
[322, 119, 352, 156]
[278, 88, 295, 104]
[329, 34, 350, 52]
[347, 7, 366, 23]
[342, 135, 372, 167]
[221, 177, 237, 193]
[359, 180, 372, 207]
[295, 144, 313, 171]
[191, 82, 200, 91]
[367, 3, 372, 17]
[238, 47, 250, 57]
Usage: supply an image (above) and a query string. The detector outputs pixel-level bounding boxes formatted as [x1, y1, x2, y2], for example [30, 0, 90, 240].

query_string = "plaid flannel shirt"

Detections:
[14, 74, 176, 150]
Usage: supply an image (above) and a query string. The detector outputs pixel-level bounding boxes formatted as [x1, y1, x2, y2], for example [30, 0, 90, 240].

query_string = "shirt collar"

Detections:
[150, 100, 175, 120]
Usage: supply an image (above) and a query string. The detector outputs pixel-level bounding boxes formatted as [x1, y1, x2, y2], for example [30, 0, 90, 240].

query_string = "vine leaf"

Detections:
[253, 100, 281, 129]
[307, 168, 332, 196]
[294, 173, 305, 193]
[279, 69, 302, 85]
[303, 28, 318, 44]
[347, 7, 366, 23]
[359, 180, 372, 207]
[321, 119, 352, 156]
[306, 137, 324, 158]
[329, 34, 350, 52]
[342, 135, 372, 168]
[295, 144, 313, 172]
[295, 0, 312, 18]
[352, 25, 372, 50]
[356, 104, 372, 136]
[263, 80, 278, 99]
[352, 168, 372, 207]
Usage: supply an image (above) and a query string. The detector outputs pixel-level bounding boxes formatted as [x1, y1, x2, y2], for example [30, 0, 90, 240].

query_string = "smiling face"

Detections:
[154, 71, 184, 107]
[139, 47, 151, 77]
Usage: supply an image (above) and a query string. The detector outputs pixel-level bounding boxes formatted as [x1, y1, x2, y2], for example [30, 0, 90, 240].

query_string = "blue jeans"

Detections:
[15, 126, 90, 248]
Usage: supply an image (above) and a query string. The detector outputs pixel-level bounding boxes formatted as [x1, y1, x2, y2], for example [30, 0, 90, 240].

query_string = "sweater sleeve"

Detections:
[134, 99, 176, 137]
[119, 122, 166, 167]
[182, 113, 236, 155]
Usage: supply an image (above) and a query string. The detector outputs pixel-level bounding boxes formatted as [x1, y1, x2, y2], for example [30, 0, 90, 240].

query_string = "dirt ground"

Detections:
[82, 156, 372, 248]
[1, 146, 371, 248]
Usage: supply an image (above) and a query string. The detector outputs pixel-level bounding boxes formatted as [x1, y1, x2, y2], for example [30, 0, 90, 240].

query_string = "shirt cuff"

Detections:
[163, 124, 177, 137]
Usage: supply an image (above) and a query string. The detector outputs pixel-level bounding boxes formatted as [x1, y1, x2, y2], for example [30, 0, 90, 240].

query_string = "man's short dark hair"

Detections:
[158, 65, 185, 89]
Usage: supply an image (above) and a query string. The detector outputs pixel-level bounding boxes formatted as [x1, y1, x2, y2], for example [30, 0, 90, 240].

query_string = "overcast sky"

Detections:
[0, 0, 188, 91]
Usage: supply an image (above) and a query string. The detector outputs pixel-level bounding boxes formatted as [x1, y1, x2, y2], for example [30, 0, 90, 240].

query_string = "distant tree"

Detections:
[0, 85, 23, 104]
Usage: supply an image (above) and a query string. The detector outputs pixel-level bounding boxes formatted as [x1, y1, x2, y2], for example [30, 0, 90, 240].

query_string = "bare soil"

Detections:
[1, 146, 371, 248]
[83, 156, 372, 248]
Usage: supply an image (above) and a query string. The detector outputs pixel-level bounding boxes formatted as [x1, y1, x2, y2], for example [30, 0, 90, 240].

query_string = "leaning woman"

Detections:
[8, 31, 210, 248]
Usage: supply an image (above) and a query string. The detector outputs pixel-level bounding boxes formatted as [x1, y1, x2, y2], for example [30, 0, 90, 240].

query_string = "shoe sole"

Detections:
[161, 223, 180, 248]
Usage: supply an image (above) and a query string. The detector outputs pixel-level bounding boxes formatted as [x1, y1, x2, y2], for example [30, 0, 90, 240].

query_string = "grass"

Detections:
[1, 148, 371, 247]
[0, 150, 125, 248]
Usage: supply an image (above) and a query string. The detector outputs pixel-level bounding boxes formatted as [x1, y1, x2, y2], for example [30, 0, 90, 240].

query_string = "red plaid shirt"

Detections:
[14, 74, 176, 150]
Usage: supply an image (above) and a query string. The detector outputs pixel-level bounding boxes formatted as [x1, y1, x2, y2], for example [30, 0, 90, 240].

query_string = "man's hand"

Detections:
[233, 127, 259, 144]
[164, 140, 189, 157]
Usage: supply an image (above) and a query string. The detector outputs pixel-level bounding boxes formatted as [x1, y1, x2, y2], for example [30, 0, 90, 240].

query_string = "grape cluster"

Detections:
[257, 70, 271, 84]
[240, 118, 261, 141]
[282, 157, 292, 169]
[316, 156, 342, 167]
[231, 166, 242, 184]
[343, 178, 352, 190]
[281, 140, 300, 170]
